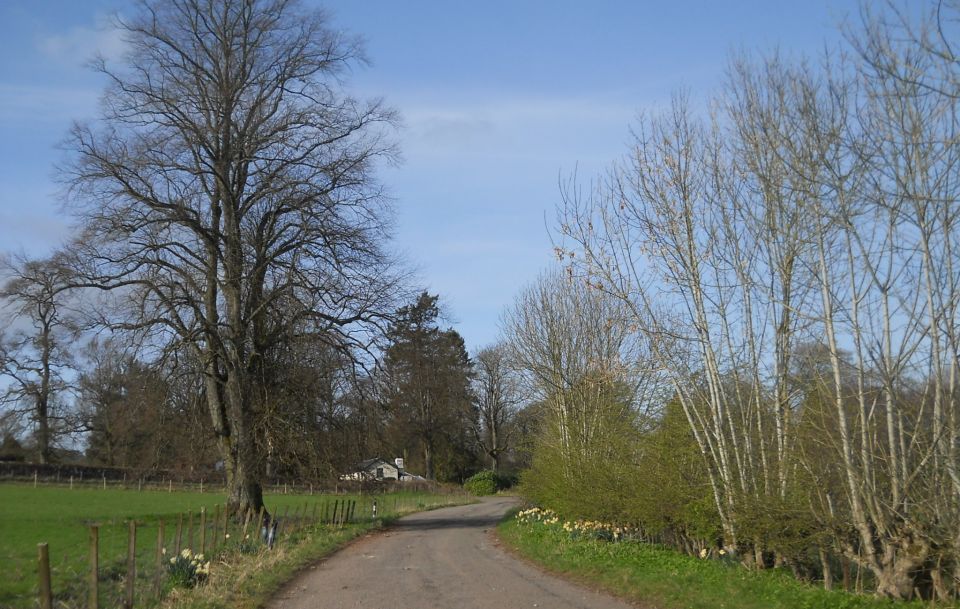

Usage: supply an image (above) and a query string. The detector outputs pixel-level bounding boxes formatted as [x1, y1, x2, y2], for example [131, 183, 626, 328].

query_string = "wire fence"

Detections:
[5, 491, 465, 609]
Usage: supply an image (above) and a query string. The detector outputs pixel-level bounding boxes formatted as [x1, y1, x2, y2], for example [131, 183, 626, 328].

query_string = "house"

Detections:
[342, 457, 405, 481]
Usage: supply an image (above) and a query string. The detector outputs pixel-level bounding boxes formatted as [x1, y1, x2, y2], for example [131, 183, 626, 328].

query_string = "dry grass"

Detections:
[160, 522, 375, 609]
[159, 493, 473, 609]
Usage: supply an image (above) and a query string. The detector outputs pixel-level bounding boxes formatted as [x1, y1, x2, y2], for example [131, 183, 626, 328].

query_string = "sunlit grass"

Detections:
[498, 512, 947, 609]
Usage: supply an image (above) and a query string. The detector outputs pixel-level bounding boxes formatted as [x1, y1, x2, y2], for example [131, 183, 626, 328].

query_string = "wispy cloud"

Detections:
[0, 83, 99, 125]
[392, 93, 640, 164]
[36, 19, 126, 67]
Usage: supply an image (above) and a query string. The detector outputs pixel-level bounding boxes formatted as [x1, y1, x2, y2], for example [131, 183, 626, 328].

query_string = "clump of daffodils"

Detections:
[167, 547, 211, 588]
[517, 508, 638, 543]
[516, 507, 559, 525]
[563, 519, 638, 542]
[698, 547, 732, 560]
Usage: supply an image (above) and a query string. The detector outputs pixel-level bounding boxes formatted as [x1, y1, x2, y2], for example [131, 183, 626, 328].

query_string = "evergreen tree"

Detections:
[381, 293, 476, 481]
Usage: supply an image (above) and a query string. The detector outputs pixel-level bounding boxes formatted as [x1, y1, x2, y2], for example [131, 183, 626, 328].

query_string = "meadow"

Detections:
[498, 510, 950, 609]
[0, 483, 458, 609]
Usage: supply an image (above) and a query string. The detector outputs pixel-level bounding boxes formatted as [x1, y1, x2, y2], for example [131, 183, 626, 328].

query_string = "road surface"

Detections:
[267, 496, 638, 609]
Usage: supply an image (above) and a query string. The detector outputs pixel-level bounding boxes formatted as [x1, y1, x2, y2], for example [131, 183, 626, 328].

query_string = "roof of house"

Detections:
[354, 457, 397, 471]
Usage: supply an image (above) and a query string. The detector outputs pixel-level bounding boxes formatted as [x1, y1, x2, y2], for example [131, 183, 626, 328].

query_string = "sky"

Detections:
[0, 0, 862, 352]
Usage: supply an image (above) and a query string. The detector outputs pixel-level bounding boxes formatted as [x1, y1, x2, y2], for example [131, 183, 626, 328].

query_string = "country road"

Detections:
[266, 496, 637, 609]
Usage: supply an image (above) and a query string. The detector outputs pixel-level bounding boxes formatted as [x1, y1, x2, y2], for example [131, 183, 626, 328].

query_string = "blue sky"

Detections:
[0, 0, 859, 352]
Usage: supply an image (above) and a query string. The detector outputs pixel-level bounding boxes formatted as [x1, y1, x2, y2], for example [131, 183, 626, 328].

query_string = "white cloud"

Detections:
[36, 20, 126, 67]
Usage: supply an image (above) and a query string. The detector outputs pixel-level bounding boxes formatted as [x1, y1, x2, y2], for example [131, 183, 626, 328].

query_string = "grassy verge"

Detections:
[160, 520, 378, 609]
[497, 512, 945, 609]
[0, 483, 468, 608]
[161, 496, 472, 609]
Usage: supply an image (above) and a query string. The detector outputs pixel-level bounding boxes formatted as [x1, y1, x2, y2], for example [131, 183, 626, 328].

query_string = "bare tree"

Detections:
[472, 343, 521, 472]
[553, 6, 960, 594]
[501, 271, 660, 481]
[0, 253, 77, 464]
[64, 0, 400, 516]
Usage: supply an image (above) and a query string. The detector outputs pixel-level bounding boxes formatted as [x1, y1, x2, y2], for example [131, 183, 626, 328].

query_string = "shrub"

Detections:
[464, 470, 499, 495]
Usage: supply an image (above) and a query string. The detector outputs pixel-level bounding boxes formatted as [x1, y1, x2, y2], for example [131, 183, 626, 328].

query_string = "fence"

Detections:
[2, 461, 434, 497]
[13, 492, 452, 609]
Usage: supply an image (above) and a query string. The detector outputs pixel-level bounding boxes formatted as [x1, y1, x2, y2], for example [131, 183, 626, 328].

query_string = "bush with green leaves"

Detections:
[464, 470, 499, 495]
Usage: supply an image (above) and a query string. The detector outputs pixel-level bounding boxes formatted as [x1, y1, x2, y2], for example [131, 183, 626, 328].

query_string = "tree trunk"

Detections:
[203, 356, 265, 519]
[424, 442, 434, 480]
[819, 546, 833, 590]
[872, 536, 928, 599]
[36, 395, 51, 464]
[224, 370, 264, 518]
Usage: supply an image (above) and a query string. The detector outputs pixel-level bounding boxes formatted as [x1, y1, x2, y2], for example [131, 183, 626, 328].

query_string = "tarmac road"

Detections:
[266, 496, 637, 609]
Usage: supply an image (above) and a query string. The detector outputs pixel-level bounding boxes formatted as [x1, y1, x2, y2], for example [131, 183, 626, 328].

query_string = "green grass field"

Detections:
[0, 483, 456, 609]
[498, 513, 950, 609]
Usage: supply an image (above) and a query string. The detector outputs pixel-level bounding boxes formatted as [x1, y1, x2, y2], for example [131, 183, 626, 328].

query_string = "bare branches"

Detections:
[0, 252, 79, 463]
[61, 0, 402, 515]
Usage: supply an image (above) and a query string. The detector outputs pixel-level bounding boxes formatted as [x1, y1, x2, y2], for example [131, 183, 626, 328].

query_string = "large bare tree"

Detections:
[64, 0, 399, 516]
[0, 253, 77, 464]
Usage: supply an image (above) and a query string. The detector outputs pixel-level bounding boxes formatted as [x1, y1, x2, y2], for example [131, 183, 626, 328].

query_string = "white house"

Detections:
[342, 457, 404, 481]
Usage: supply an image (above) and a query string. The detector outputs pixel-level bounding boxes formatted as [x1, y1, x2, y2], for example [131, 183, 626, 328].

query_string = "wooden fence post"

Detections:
[241, 508, 250, 542]
[154, 519, 165, 598]
[124, 521, 136, 609]
[37, 543, 52, 609]
[277, 506, 289, 539]
[199, 508, 207, 555]
[212, 505, 220, 552]
[222, 503, 230, 545]
[89, 525, 99, 609]
[175, 513, 183, 554]
[186, 511, 194, 551]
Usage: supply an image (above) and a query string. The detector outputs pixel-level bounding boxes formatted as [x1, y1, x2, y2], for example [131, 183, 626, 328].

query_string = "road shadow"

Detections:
[394, 514, 505, 531]
[393, 501, 515, 531]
